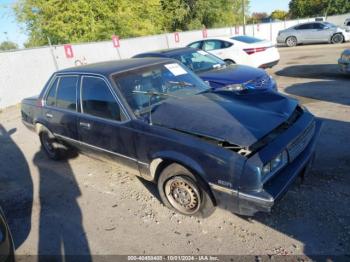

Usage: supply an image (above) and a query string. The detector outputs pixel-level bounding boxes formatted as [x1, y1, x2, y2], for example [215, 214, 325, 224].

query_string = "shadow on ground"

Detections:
[33, 150, 91, 261]
[0, 125, 33, 249]
[276, 64, 350, 80]
[284, 80, 350, 106]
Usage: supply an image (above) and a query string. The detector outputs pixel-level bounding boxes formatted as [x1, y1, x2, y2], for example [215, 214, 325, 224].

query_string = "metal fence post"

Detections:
[47, 37, 59, 70]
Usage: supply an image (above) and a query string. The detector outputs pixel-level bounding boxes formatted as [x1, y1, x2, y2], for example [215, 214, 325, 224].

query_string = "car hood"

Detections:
[197, 65, 266, 86]
[151, 90, 298, 147]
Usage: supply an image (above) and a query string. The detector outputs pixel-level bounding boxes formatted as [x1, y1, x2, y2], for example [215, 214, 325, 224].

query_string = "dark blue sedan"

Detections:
[21, 58, 321, 217]
[133, 47, 277, 91]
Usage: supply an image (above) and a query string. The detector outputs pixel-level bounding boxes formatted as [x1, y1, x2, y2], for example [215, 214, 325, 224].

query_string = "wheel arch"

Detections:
[331, 32, 344, 43]
[286, 35, 298, 44]
[149, 153, 217, 206]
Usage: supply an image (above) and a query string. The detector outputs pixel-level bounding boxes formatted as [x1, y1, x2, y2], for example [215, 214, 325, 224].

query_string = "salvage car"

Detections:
[133, 47, 277, 91]
[0, 208, 14, 262]
[21, 58, 321, 217]
[338, 49, 350, 73]
[187, 36, 280, 68]
[277, 21, 349, 47]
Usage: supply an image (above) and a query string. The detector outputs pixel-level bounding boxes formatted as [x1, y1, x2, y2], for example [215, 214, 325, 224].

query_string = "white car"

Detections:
[187, 35, 280, 68]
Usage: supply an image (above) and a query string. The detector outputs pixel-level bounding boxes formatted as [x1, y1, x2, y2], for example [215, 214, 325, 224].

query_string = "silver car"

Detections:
[277, 21, 349, 47]
[338, 49, 350, 73]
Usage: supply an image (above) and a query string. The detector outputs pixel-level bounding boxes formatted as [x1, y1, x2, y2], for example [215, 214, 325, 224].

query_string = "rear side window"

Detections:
[203, 40, 222, 51]
[46, 77, 59, 107]
[81, 76, 122, 121]
[56, 76, 78, 111]
[188, 41, 202, 49]
[295, 23, 312, 30]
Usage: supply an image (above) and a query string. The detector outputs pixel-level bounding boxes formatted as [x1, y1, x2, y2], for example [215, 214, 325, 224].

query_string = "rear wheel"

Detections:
[39, 129, 64, 160]
[331, 33, 344, 44]
[286, 36, 297, 47]
[158, 163, 215, 217]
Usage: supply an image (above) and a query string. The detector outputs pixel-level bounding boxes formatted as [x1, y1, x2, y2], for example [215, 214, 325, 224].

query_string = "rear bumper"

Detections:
[210, 119, 322, 216]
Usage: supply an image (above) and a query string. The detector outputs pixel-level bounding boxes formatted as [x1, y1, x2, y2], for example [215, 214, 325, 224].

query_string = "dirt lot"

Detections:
[0, 43, 350, 258]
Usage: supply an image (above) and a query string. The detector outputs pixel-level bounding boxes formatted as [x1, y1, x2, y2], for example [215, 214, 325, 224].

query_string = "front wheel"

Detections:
[158, 164, 215, 217]
[331, 33, 344, 44]
[286, 36, 297, 47]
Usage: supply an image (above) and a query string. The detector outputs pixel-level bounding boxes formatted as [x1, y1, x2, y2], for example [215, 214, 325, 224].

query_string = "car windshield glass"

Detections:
[113, 62, 209, 116]
[231, 35, 262, 43]
[323, 22, 336, 27]
[172, 50, 225, 73]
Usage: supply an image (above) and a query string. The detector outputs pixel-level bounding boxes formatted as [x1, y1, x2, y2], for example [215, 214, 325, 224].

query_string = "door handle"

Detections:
[46, 113, 53, 119]
[79, 122, 91, 129]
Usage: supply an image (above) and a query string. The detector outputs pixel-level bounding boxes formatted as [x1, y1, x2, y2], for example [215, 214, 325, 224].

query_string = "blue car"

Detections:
[133, 47, 277, 91]
[21, 58, 321, 217]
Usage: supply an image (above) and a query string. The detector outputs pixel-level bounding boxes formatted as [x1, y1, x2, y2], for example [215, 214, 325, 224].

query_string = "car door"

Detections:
[294, 23, 314, 43]
[311, 23, 331, 42]
[43, 74, 79, 141]
[78, 75, 139, 171]
[202, 40, 233, 60]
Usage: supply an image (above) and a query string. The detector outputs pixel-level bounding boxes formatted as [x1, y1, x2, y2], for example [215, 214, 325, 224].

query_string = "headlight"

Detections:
[259, 151, 288, 180]
[224, 83, 247, 91]
[341, 53, 350, 62]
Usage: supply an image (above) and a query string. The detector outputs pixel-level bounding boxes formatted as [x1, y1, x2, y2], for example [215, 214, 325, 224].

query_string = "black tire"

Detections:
[286, 36, 297, 47]
[39, 129, 64, 160]
[157, 163, 215, 217]
[224, 59, 235, 65]
[331, 33, 344, 44]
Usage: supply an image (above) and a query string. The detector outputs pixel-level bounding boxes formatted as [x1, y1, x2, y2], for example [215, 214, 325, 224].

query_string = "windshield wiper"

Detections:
[132, 90, 176, 125]
[165, 80, 195, 87]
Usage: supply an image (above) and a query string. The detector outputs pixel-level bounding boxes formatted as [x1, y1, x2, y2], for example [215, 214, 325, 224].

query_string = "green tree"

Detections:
[289, 0, 350, 18]
[161, 0, 249, 31]
[14, 0, 165, 47]
[248, 12, 269, 23]
[270, 10, 288, 20]
[0, 41, 18, 51]
[14, 0, 250, 47]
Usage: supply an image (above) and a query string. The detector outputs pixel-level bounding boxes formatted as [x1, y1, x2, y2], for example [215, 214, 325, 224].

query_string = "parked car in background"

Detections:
[277, 21, 349, 47]
[338, 49, 350, 73]
[0, 208, 14, 262]
[187, 36, 280, 69]
[21, 58, 321, 217]
[134, 47, 277, 91]
[344, 18, 350, 32]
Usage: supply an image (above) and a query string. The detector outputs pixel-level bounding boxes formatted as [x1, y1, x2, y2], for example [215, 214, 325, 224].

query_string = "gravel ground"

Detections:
[0, 43, 349, 259]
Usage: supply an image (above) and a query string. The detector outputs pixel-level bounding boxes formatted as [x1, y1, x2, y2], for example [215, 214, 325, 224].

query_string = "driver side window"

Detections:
[81, 76, 123, 121]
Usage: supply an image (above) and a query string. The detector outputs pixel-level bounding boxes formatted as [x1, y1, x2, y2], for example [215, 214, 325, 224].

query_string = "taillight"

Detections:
[36, 99, 44, 107]
[244, 47, 267, 55]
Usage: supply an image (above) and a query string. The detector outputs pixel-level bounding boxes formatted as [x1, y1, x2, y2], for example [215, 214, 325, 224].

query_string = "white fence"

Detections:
[0, 13, 349, 109]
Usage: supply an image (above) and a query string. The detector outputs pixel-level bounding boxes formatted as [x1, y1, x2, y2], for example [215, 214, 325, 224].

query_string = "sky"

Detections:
[250, 0, 290, 14]
[0, 0, 27, 47]
[0, 0, 291, 48]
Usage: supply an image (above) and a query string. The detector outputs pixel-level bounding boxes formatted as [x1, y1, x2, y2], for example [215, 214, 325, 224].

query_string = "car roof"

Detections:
[57, 57, 175, 76]
[134, 47, 197, 58]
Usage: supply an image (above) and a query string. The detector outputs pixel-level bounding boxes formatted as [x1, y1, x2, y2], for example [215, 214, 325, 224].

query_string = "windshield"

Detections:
[323, 22, 336, 28]
[231, 35, 263, 43]
[171, 50, 225, 73]
[113, 62, 209, 116]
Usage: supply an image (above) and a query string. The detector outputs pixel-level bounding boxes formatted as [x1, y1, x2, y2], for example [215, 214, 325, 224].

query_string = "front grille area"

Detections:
[287, 121, 315, 162]
[246, 74, 271, 89]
